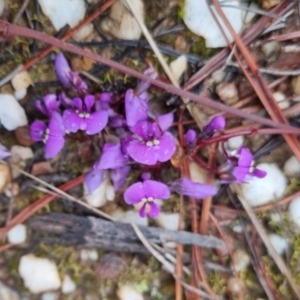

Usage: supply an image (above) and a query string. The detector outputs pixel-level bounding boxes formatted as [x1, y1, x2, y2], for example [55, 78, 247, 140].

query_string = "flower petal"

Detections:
[171, 178, 217, 199]
[63, 109, 81, 133]
[73, 97, 83, 111]
[55, 53, 71, 88]
[48, 112, 65, 136]
[110, 166, 130, 191]
[85, 168, 105, 194]
[154, 132, 176, 163]
[0, 143, 10, 159]
[147, 201, 160, 218]
[44, 94, 60, 114]
[185, 129, 197, 145]
[143, 180, 170, 200]
[84, 95, 95, 112]
[96, 143, 128, 169]
[30, 120, 46, 141]
[85, 110, 108, 135]
[124, 182, 145, 204]
[125, 89, 149, 127]
[45, 135, 64, 158]
[157, 113, 173, 132]
[252, 168, 267, 178]
[203, 115, 225, 133]
[127, 140, 158, 165]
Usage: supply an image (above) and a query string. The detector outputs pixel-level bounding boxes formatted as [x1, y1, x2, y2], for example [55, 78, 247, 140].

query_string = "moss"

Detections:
[208, 271, 226, 294]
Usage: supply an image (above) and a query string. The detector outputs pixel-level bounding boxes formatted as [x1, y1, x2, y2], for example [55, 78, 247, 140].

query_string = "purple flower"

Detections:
[85, 168, 105, 194]
[219, 146, 267, 183]
[157, 112, 173, 132]
[55, 53, 87, 92]
[135, 66, 157, 95]
[95, 92, 112, 111]
[124, 180, 170, 218]
[202, 115, 225, 139]
[95, 142, 128, 169]
[36, 94, 60, 117]
[110, 166, 130, 191]
[30, 112, 65, 158]
[0, 143, 10, 159]
[170, 178, 217, 199]
[127, 121, 176, 165]
[185, 129, 197, 147]
[125, 89, 150, 127]
[62, 95, 108, 135]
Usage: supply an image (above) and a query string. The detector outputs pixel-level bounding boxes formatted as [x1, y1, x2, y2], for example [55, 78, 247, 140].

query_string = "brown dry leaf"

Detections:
[268, 52, 300, 70]
[31, 161, 54, 176]
[0, 164, 11, 193]
[82, 49, 96, 71]
[170, 144, 185, 168]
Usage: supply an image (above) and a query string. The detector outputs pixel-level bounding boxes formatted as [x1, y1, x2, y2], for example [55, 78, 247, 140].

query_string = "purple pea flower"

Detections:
[202, 115, 225, 139]
[127, 120, 176, 165]
[0, 143, 10, 159]
[36, 94, 60, 117]
[124, 180, 170, 218]
[85, 142, 130, 194]
[30, 112, 65, 158]
[219, 146, 267, 183]
[125, 89, 150, 127]
[62, 95, 108, 135]
[170, 178, 217, 199]
[55, 53, 87, 92]
[185, 129, 197, 147]
[134, 66, 157, 95]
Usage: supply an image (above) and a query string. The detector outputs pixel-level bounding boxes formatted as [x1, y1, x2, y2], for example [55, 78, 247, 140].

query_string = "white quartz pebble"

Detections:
[73, 24, 94, 42]
[19, 254, 61, 294]
[268, 234, 288, 255]
[80, 249, 99, 261]
[237, 163, 287, 207]
[154, 213, 179, 231]
[0, 94, 28, 130]
[283, 155, 300, 178]
[100, 0, 144, 40]
[14, 88, 27, 101]
[7, 224, 26, 244]
[61, 275, 76, 294]
[233, 249, 250, 272]
[117, 285, 144, 300]
[226, 136, 244, 150]
[38, 0, 86, 31]
[41, 292, 58, 300]
[289, 196, 300, 230]
[273, 92, 290, 110]
[11, 71, 32, 91]
[170, 55, 187, 81]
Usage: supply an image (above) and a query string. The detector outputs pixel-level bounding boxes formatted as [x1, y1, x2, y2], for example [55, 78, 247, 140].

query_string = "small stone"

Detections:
[70, 57, 83, 72]
[169, 55, 187, 81]
[41, 292, 58, 300]
[283, 155, 300, 178]
[292, 75, 300, 96]
[288, 196, 300, 230]
[228, 277, 242, 294]
[0, 94, 28, 130]
[189, 161, 207, 183]
[111, 209, 149, 227]
[61, 275, 76, 294]
[261, 0, 280, 9]
[268, 234, 288, 255]
[9, 146, 33, 163]
[31, 161, 53, 176]
[174, 35, 188, 52]
[0, 281, 20, 300]
[38, 0, 86, 31]
[226, 136, 244, 150]
[117, 285, 144, 300]
[216, 82, 239, 104]
[84, 175, 114, 207]
[4, 182, 19, 197]
[0, 164, 11, 193]
[80, 249, 99, 262]
[236, 163, 287, 207]
[19, 254, 61, 294]
[100, 0, 144, 40]
[262, 41, 279, 58]
[233, 249, 250, 272]
[14, 88, 27, 101]
[11, 71, 32, 91]
[212, 69, 226, 84]
[14, 126, 34, 147]
[73, 24, 94, 42]
[154, 213, 179, 231]
[7, 224, 26, 244]
[95, 253, 123, 279]
[273, 92, 290, 110]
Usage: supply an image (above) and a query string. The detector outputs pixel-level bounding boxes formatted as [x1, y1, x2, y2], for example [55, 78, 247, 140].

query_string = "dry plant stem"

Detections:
[0, 174, 84, 236]
[0, 64, 23, 87]
[13, 0, 31, 24]
[2, 22, 300, 131]
[22, 0, 115, 71]
[0, 243, 14, 253]
[237, 192, 300, 299]
[185, 0, 293, 90]
[267, 30, 300, 41]
[210, 0, 300, 162]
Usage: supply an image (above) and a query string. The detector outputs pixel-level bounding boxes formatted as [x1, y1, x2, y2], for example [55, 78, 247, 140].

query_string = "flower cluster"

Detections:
[29, 53, 267, 218]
